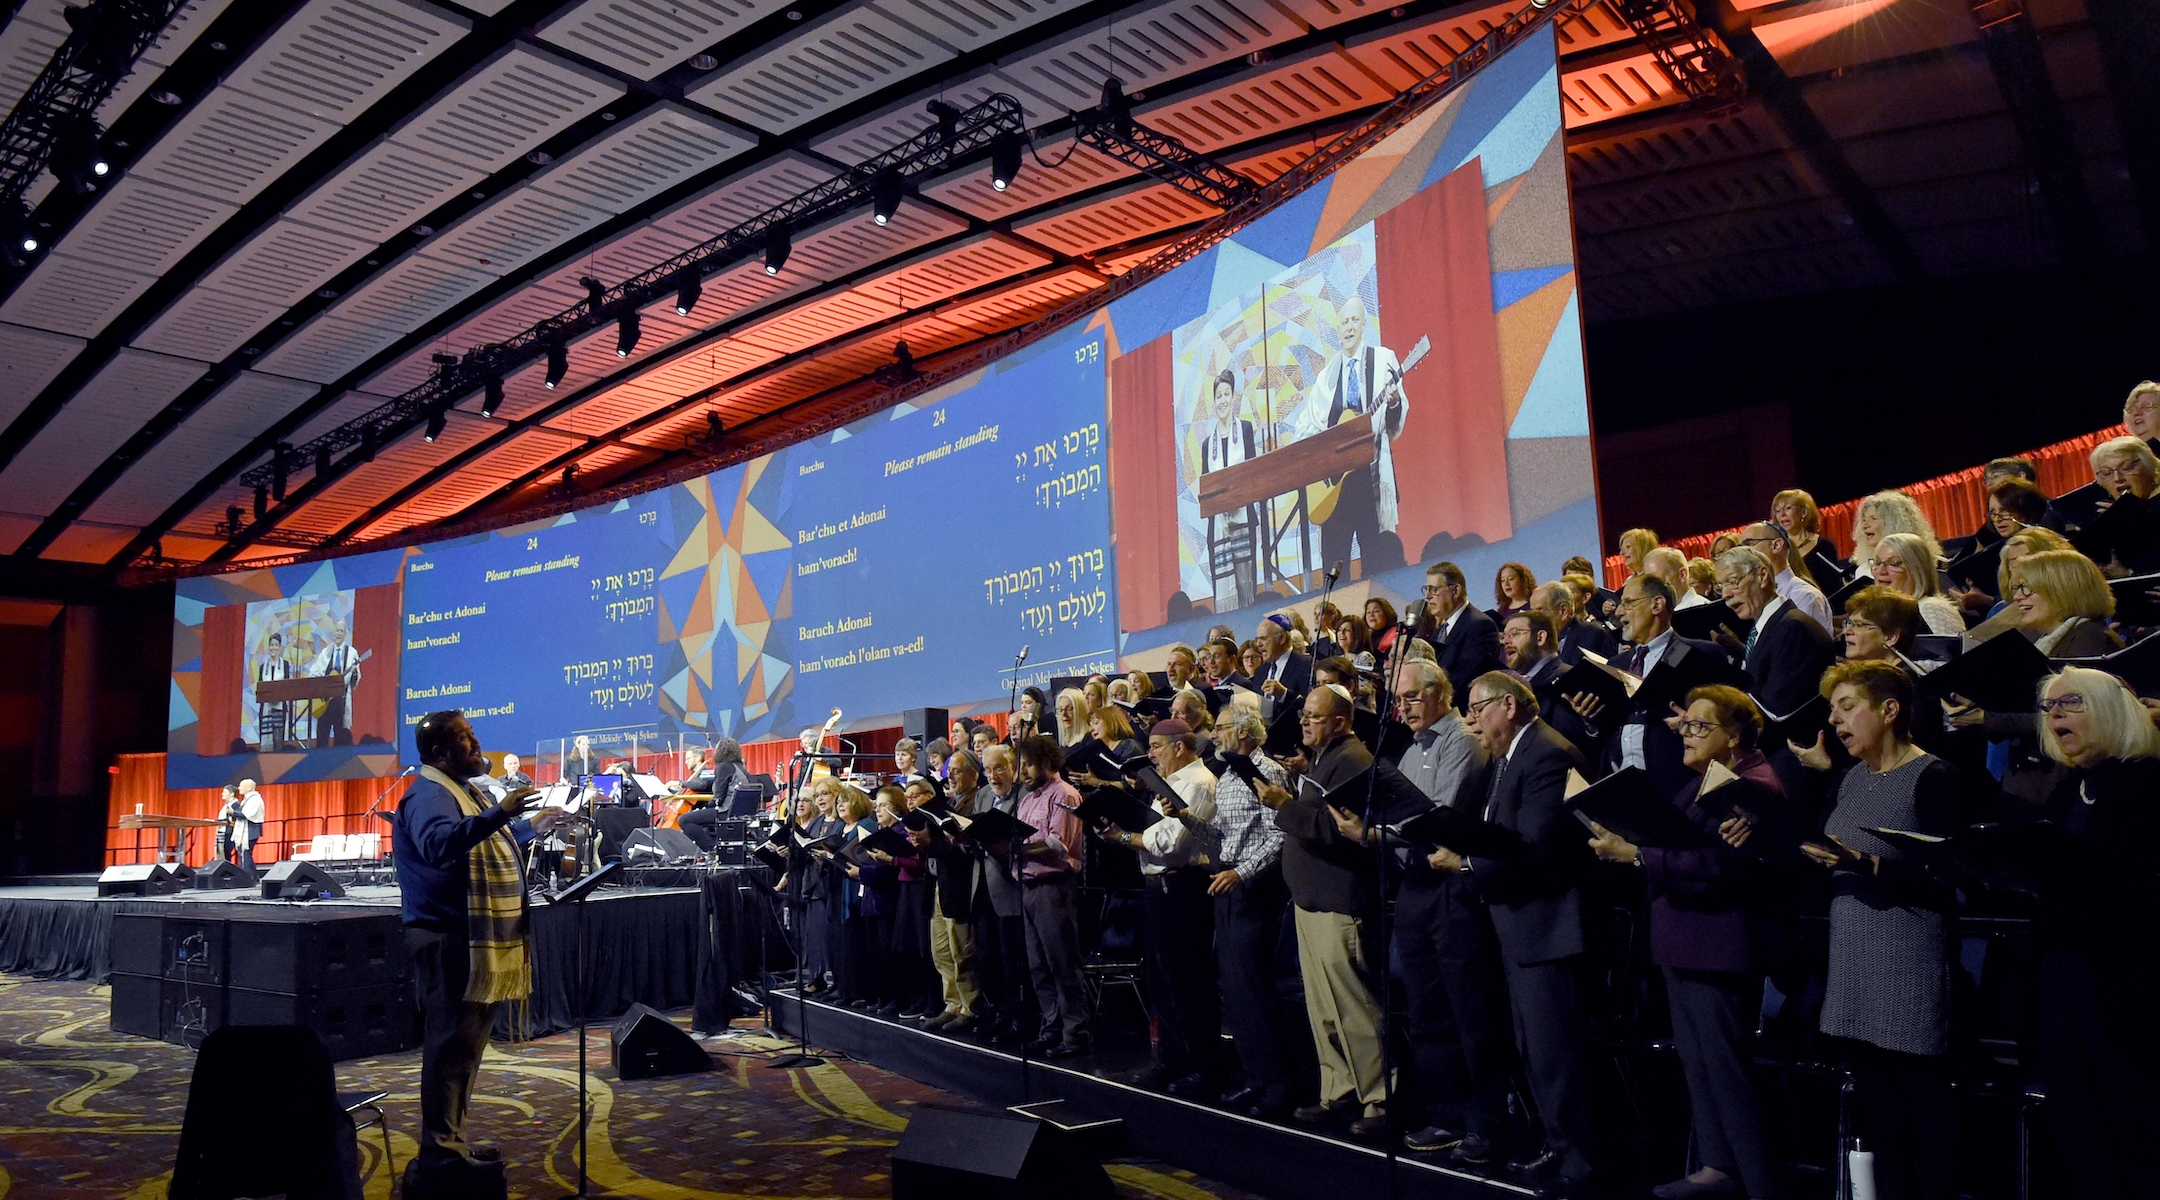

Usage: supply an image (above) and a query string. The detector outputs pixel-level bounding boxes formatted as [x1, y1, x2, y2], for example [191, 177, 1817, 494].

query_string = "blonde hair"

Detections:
[2125, 380, 2160, 416]
[1771, 489, 1822, 535]
[2015, 550, 2115, 622]
[1997, 526, 2072, 597]
[1685, 557, 1717, 593]
[1055, 686, 1095, 747]
[1872, 532, 1945, 600]
[1618, 528, 1659, 566]
[2089, 434, 2160, 497]
[2039, 667, 2160, 765]
[1855, 491, 1941, 565]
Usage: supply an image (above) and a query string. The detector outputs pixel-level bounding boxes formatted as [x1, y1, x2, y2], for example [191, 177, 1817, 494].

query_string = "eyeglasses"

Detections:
[1298, 712, 1332, 725]
[1421, 583, 1451, 596]
[1741, 536, 1779, 548]
[2010, 581, 2035, 598]
[1465, 695, 1508, 718]
[1843, 617, 1880, 633]
[2096, 464, 2142, 480]
[2039, 693, 2086, 715]
[1673, 719, 1721, 737]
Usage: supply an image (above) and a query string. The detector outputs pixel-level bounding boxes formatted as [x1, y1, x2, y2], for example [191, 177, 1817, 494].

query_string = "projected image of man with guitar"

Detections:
[1282, 296, 1427, 576]
[305, 618, 370, 747]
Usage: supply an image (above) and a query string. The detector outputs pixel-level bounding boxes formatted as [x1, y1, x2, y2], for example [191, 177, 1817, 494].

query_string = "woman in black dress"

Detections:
[2031, 667, 2160, 1197]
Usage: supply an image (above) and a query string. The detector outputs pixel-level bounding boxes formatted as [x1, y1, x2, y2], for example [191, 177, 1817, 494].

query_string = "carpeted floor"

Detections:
[0, 976, 1261, 1199]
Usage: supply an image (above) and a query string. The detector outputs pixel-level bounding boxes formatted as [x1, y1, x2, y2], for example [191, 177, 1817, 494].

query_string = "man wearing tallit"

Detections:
[1282, 297, 1410, 574]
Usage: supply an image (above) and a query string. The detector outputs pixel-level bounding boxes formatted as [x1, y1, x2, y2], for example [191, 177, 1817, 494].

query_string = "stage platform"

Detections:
[0, 877, 710, 1039]
[771, 987, 1536, 1200]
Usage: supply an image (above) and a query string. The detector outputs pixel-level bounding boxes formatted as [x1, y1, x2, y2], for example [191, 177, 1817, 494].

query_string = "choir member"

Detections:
[921, 750, 987, 1032]
[2084, 435, 2160, 574]
[831, 785, 878, 1007]
[1868, 532, 1965, 636]
[1505, 610, 1596, 758]
[1199, 703, 1294, 1119]
[2123, 380, 2160, 449]
[1054, 687, 1093, 748]
[1739, 521, 1831, 632]
[1850, 491, 1942, 583]
[891, 779, 941, 1019]
[976, 745, 1035, 1041]
[1839, 587, 1926, 667]
[1424, 562, 1503, 712]
[1772, 488, 1849, 587]
[1717, 546, 1837, 801]
[1618, 528, 1659, 579]
[1645, 547, 1708, 610]
[1252, 613, 1315, 723]
[1015, 736, 1091, 1056]
[1573, 574, 1726, 801]
[1531, 580, 1616, 666]
[1492, 562, 1536, 624]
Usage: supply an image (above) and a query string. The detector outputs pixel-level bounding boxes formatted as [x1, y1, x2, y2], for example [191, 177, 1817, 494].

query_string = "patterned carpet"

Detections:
[0, 977, 1258, 1199]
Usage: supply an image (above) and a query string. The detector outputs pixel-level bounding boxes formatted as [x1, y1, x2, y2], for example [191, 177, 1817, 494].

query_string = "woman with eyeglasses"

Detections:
[1851, 492, 1942, 585]
[1588, 686, 1784, 1200]
[2028, 667, 2160, 1197]
[1868, 532, 1965, 637]
[1803, 661, 1963, 1200]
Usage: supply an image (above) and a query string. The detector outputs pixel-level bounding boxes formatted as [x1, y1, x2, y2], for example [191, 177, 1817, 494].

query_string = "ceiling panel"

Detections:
[333, 251, 501, 332]
[390, 45, 625, 174]
[82, 372, 322, 526]
[130, 285, 288, 362]
[220, 0, 470, 124]
[1135, 46, 1392, 152]
[282, 413, 495, 534]
[360, 279, 589, 397]
[996, 0, 1304, 115]
[0, 349, 208, 518]
[374, 425, 588, 526]
[126, 85, 345, 206]
[0, 5, 67, 121]
[807, 70, 1019, 162]
[736, 289, 909, 355]
[283, 138, 490, 243]
[423, 184, 610, 277]
[846, 234, 1057, 309]
[0, 323, 88, 431]
[920, 134, 1138, 220]
[874, 0, 1078, 53]
[253, 312, 406, 383]
[525, 103, 755, 214]
[538, 0, 783, 80]
[686, 0, 955, 132]
[1011, 182, 1219, 256]
[0, 254, 160, 338]
[191, 219, 381, 310]
[63, 176, 241, 276]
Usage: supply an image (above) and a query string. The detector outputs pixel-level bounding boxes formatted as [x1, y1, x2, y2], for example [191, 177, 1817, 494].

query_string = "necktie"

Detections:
[1744, 625, 1760, 662]
[1346, 359, 1362, 413]
[1482, 752, 1509, 822]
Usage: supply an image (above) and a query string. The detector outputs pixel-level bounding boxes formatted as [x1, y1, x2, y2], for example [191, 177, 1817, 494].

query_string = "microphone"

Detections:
[1398, 598, 1429, 630]
[1016, 644, 1030, 665]
[1326, 561, 1342, 584]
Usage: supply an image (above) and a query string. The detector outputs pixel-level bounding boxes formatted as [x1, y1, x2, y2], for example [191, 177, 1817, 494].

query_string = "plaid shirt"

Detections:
[1210, 750, 1287, 882]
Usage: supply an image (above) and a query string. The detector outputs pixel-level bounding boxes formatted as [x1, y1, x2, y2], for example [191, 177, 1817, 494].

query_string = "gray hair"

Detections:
[1714, 545, 1773, 580]
[1218, 702, 1267, 746]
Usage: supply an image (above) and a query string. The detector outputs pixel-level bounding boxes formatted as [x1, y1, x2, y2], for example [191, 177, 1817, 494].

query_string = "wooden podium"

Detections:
[255, 675, 348, 748]
[1196, 418, 1374, 518]
[119, 812, 222, 864]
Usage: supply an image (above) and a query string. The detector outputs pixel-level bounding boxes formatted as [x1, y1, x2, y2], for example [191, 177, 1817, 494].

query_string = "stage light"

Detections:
[675, 274, 701, 316]
[481, 375, 504, 417]
[991, 135, 1022, 192]
[871, 169, 903, 226]
[706, 410, 725, 440]
[616, 312, 640, 357]
[764, 226, 790, 275]
[50, 116, 111, 195]
[271, 443, 289, 501]
[62, 5, 129, 85]
[0, 205, 35, 267]
[314, 443, 331, 478]
[544, 342, 567, 388]
[226, 504, 243, 533]
[581, 275, 606, 313]
[359, 422, 377, 462]
[253, 483, 268, 519]
[927, 99, 959, 143]
[894, 340, 915, 375]
[423, 404, 446, 442]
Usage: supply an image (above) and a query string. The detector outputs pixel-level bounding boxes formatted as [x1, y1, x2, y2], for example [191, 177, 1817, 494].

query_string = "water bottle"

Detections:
[1848, 1137, 1877, 1200]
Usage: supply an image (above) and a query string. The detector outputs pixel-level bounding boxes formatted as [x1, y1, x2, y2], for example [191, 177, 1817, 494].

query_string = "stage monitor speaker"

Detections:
[609, 1002, 711, 1080]
[98, 864, 180, 896]
[892, 1106, 1113, 1200]
[594, 807, 649, 863]
[621, 827, 699, 865]
[259, 860, 346, 901]
[902, 707, 949, 747]
[190, 861, 256, 891]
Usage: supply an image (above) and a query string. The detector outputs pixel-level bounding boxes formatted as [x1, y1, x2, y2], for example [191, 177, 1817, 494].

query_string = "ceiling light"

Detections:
[616, 312, 640, 357]
[675, 275, 701, 316]
[411, 224, 433, 237]
[544, 343, 567, 388]
[991, 134, 1022, 192]
[481, 375, 504, 417]
[314, 444, 332, 477]
[764, 226, 790, 275]
[253, 484, 268, 519]
[151, 90, 182, 105]
[689, 53, 717, 70]
[271, 443, 289, 501]
[0, 205, 36, 267]
[423, 405, 446, 442]
[50, 116, 112, 194]
[526, 149, 553, 165]
[581, 275, 605, 313]
[871, 169, 903, 225]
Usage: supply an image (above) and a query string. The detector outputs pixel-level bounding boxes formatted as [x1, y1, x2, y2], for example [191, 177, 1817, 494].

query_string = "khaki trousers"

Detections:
[1294, 906, 1390, 1114]
[930, 890, 981, 1017]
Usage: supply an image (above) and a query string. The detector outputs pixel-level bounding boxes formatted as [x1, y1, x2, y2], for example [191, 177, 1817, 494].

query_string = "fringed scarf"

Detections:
[419, 766, 531, 1018]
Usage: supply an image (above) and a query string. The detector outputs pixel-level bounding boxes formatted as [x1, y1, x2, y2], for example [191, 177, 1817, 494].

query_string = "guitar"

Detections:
[1305, 334, 1430, 524]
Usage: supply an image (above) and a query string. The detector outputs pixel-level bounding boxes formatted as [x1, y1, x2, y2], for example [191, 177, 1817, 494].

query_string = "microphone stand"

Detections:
[768, 749, 826, 1070]
[556, 858, 621, 1199]
[1357, 614, 1420, 1200]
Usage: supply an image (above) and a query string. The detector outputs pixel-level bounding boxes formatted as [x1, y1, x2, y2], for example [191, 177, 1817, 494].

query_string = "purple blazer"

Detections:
[1638, 749, 1782, 974]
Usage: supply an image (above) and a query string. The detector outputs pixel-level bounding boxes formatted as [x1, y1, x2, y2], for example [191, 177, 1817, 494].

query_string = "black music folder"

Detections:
[1320, 765, 1436, 828]
[1754, 691, 1831, 750]
[1388, 804, 1528, 861]
[1673, 600, 1750, 644]
[2049, 480, 2108, 534]
[2071, 492, 2159, 568]
[1827, 573, 1873, 616]
[2052, 627, 2160, 694]
[1686, 762, 1808, 858]
[899, 802, 953, 833]
[1944, 540, 2005, 595]
[1926, 629, 2052, 713]
[1215, 751, 1270, 791]
[1552, 651, 1641, 714]
[1635, 646, 1748, 714]
[752, 843, 789, 876]
[1563, 766, 1711, 849]
[947, 807, 1036, 844]
[2109, 572, 2160, 627]
[1073, 788, 1164, 833]
[840, 825, 916, 865]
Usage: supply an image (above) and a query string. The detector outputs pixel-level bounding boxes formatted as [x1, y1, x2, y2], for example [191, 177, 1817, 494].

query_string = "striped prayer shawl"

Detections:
[419, 765, 530, 1007]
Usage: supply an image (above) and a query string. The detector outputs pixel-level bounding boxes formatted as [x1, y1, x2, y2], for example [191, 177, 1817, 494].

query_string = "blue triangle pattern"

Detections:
[1424, 29, 1559, 190]
[1491, 264, 1573, 311]
[1507, 291, 1589, 440]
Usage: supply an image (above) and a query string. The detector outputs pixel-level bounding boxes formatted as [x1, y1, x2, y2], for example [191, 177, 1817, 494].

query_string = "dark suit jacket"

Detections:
[1523, 653, 1598, 762]
[1594, 634, 1730, 801]
[1466, 719, 1592, 966]
[1556, 618, 1618, 666]
[1256, 650, 1313, 705]
[1434, 606, 1504, 711]
[1743, 602, 1837, 719]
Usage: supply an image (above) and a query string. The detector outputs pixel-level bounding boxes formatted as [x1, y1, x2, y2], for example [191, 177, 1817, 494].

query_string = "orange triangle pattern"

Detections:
[1496, 270, 1577, 427]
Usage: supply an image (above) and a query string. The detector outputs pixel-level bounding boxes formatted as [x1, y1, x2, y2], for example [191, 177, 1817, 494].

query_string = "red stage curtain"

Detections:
[1603, 424, 2128, 585]
[196, 605, 243, 756]
[1376, 158, 1513, 561]
[1109, 334, 1181, 628]
[106, 752, 413, 867]
[351, 581, 401, 746]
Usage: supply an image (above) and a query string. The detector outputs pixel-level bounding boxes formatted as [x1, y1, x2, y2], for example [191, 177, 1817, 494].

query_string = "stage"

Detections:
[772, 986, 1538, 1200]
[0, 874, 726, 1040]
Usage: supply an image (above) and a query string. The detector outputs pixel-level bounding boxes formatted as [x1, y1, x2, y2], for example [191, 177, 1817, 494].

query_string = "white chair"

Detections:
[291, 834, 336, 862]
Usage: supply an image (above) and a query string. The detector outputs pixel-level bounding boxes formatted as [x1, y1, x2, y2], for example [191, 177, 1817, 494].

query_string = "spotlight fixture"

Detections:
[226, 504, 243, 534]
[253, 483, 268, 520]
[581, 275, 606, 312]
[706, 410, 725, 440]
[675, 274, 701, 316]
[314, 443, 331, 478]
[62, 4, 129, 84]
[616, 311, 640, 357]
[764, 225, 790, 275]
[927, 99, 959, 143]
[894, 340, 916, 375]
[50, 116, 112, 195]
[359, 422, 377, 462]
[544, 342, 567, 388]
[271, 443, 290, 501]
[0, 205, 36, 268]
[871, 169, 903, 225]
[689, 52, 718, 70]
[423, 404, 446, 443]
[991, 134, 1022, 193]
[481, 375, 504, 417]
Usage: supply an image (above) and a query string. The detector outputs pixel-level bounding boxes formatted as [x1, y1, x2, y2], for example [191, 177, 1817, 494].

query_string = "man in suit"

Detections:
[1251, 613, 1314, 723]
[1738, 522, 1831, 633]
[1531, 581, 1616, 666]
[1283, 297, 1411, 573]
[1716, 545, 1837, 801]
[1567, 575, 1727, 800]
[1504, 610, 1597, 759]
[1460, 671, 1596, 1192]
[1424, 562, 1502, 712]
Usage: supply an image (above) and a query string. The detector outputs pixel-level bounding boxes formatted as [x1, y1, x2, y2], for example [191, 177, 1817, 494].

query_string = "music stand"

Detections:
[556, 858, 621, 1199]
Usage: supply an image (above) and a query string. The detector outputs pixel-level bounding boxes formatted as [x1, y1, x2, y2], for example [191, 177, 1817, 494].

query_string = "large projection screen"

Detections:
[167, 26, 1593, 783]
